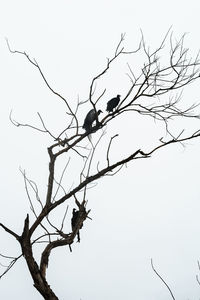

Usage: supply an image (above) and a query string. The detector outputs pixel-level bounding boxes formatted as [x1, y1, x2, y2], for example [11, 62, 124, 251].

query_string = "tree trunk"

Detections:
[20, 215, 59, 300]
[21, 237, 59, 299]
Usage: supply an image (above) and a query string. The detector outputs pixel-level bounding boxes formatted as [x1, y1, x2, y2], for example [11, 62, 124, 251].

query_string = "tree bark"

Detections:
[20, 215, 59, 300]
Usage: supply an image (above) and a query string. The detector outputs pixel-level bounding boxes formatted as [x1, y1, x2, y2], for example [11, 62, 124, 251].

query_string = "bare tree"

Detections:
[1, 30, 200, 299]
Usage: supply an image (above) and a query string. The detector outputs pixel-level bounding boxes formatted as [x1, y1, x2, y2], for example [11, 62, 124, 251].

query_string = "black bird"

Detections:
[106, 95, 121, 112]
[71, 208, 82, 242]
[82, 109, 102, 132]
[71, 209, 79, 230]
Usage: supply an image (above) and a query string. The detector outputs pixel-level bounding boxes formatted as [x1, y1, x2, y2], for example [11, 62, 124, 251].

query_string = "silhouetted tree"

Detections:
[1, 31, 200, 299]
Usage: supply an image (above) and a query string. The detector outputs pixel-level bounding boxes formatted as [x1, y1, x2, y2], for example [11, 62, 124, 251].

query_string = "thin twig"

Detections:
[106, 134, 119, 166]
[151, 259, 176, 300]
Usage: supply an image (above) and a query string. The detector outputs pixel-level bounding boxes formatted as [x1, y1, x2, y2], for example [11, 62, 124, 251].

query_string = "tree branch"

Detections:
[151, 259, 176, 300]
[0, 223, 19, 240]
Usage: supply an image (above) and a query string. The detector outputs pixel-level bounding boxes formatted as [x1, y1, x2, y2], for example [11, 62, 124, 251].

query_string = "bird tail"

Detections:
[88, 133, 92, 142]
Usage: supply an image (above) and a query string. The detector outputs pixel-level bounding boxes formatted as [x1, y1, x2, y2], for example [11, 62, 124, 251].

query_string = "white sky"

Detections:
[1, 0, 200, 299]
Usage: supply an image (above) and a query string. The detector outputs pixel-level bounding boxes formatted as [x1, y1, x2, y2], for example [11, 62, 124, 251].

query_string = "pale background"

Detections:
[0, 1, 200, 299]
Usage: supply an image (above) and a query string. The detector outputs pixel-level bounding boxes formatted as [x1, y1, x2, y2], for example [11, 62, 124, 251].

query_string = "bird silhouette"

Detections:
[71, 208, 82, 242]
[82, 109, 102, 132]
[106, 95, 121, 112]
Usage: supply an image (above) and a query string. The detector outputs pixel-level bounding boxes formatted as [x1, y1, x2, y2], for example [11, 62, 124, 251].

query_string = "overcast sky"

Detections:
[1, 1, 200, 299]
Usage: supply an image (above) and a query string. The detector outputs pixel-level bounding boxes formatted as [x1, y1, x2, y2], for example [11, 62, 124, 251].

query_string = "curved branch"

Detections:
[28, 130, 200, 237]
[9, 110, 47, 134]
[151, 259, 176, 300]
[0, 253, 23, 279]
[106, 134, 119, 166]
[0, 223, 19, 240]
[6, 39, 79, 132]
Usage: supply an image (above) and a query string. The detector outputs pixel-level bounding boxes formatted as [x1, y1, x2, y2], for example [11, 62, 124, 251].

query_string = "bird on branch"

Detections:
[106, 95, 121, 112]
[82, 109, 102, 133]
[71, 208, 83, 243]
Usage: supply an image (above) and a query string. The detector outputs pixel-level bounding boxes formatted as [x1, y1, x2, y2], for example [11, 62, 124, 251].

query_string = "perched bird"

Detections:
[71, 208, 82, 242]
[82, 109, 102, 132]
[71, 209, 79, 230]
[106, 95, 121, 112]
